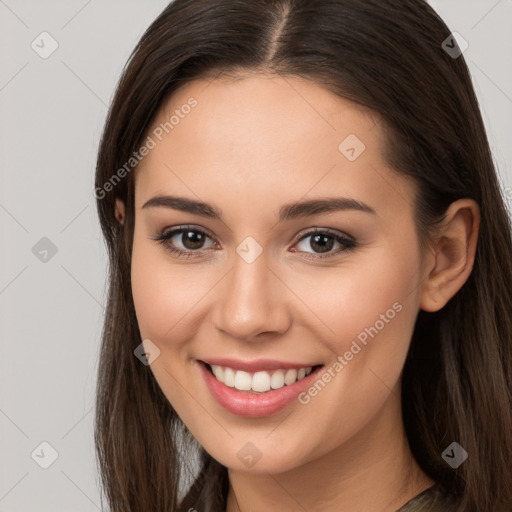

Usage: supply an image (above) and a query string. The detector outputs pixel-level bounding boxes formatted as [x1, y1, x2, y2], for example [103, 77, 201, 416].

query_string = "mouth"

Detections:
[200, 360, 325, 394]
[197, 359, 325, 417]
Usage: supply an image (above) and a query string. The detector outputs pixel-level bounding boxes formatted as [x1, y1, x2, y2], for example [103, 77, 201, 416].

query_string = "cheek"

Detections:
[293, 238, 421, 382]
[130, 234, 207, 416]
[286, 248, 420, 452]
[131, 240, 170, 340]
[130, 230, 207, 344]
[303, 249, 417, 329]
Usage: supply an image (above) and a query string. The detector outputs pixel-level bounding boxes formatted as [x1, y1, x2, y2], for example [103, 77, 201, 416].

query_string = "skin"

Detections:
[115, 72, 479, 512]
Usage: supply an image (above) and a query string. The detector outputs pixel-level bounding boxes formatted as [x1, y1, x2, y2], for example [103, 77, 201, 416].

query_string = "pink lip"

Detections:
[197, 360, 324, 418]
[199, 357, 320, 373]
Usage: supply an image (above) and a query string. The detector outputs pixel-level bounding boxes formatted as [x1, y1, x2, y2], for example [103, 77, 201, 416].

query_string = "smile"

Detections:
[197, 360, 325, 417]
[207, 364, 314, 392]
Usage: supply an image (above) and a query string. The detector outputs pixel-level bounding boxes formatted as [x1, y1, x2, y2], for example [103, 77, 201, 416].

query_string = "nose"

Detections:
[211, 247, 292, 341]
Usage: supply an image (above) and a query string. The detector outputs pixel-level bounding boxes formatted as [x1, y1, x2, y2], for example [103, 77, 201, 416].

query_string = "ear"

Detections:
[419, 198, 480, 312]
[115, 198, 126, 226]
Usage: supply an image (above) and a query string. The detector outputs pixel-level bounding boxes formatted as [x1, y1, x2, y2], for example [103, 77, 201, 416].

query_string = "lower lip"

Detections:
[197, 361, 323, 418]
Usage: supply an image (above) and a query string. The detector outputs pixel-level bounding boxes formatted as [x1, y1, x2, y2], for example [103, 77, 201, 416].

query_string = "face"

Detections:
[128, 73, 427, 474]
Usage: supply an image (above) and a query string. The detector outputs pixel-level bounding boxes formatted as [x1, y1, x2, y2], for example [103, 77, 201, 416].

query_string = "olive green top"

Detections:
[396, 485, 446, 511]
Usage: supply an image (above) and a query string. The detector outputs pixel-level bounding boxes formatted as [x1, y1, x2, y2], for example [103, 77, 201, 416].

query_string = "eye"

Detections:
[151, 225, 217, 258]
[152, 225, 357, 261]
[291, 228, 357, 260]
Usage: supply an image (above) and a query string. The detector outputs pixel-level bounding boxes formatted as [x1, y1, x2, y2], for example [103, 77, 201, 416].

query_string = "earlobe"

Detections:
[115, 198, 126, 226]
[419, 199, 480, 312]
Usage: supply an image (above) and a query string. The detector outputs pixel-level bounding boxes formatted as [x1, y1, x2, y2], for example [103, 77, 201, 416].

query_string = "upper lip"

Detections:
[198, 357, 322, 373]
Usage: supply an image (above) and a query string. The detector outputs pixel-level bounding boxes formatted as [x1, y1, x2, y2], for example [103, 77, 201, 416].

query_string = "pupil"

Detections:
[311, 234, 333, 253]
[183, 230, 204, 249]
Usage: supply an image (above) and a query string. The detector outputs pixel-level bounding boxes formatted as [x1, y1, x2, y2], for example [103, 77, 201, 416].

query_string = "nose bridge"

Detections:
[212, 240, 289, 339]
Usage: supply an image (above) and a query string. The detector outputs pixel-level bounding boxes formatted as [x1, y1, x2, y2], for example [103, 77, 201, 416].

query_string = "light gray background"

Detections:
[1, 1, 511, 511]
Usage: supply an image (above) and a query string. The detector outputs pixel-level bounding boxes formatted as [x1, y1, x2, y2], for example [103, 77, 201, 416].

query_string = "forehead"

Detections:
[133, 73, 414, 221]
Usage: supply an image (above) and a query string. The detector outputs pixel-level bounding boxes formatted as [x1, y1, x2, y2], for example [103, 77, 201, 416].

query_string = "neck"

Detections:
[225, 391, 434, 512]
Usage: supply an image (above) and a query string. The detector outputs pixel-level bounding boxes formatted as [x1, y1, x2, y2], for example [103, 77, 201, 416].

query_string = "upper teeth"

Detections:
[210, 365, 313, 392]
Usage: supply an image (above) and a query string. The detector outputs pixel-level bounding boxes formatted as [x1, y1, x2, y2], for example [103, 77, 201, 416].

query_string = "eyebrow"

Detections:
[141, 195, 377, 221]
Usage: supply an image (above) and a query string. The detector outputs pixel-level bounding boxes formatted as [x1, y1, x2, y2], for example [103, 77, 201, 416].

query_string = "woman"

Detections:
[94, 1, 512, 511]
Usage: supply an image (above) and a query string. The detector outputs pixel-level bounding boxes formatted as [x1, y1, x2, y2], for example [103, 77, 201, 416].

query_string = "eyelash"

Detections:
[151, 225, 357, 261]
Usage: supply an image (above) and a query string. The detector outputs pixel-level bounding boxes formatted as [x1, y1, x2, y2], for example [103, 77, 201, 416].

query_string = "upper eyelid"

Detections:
[162, 225, 215, 238]
[296, 226, 354, 241]
[158, 225, 215, 241]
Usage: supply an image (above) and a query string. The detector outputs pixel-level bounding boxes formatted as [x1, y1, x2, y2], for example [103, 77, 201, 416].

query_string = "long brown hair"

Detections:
[94, 1, 512, 510]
